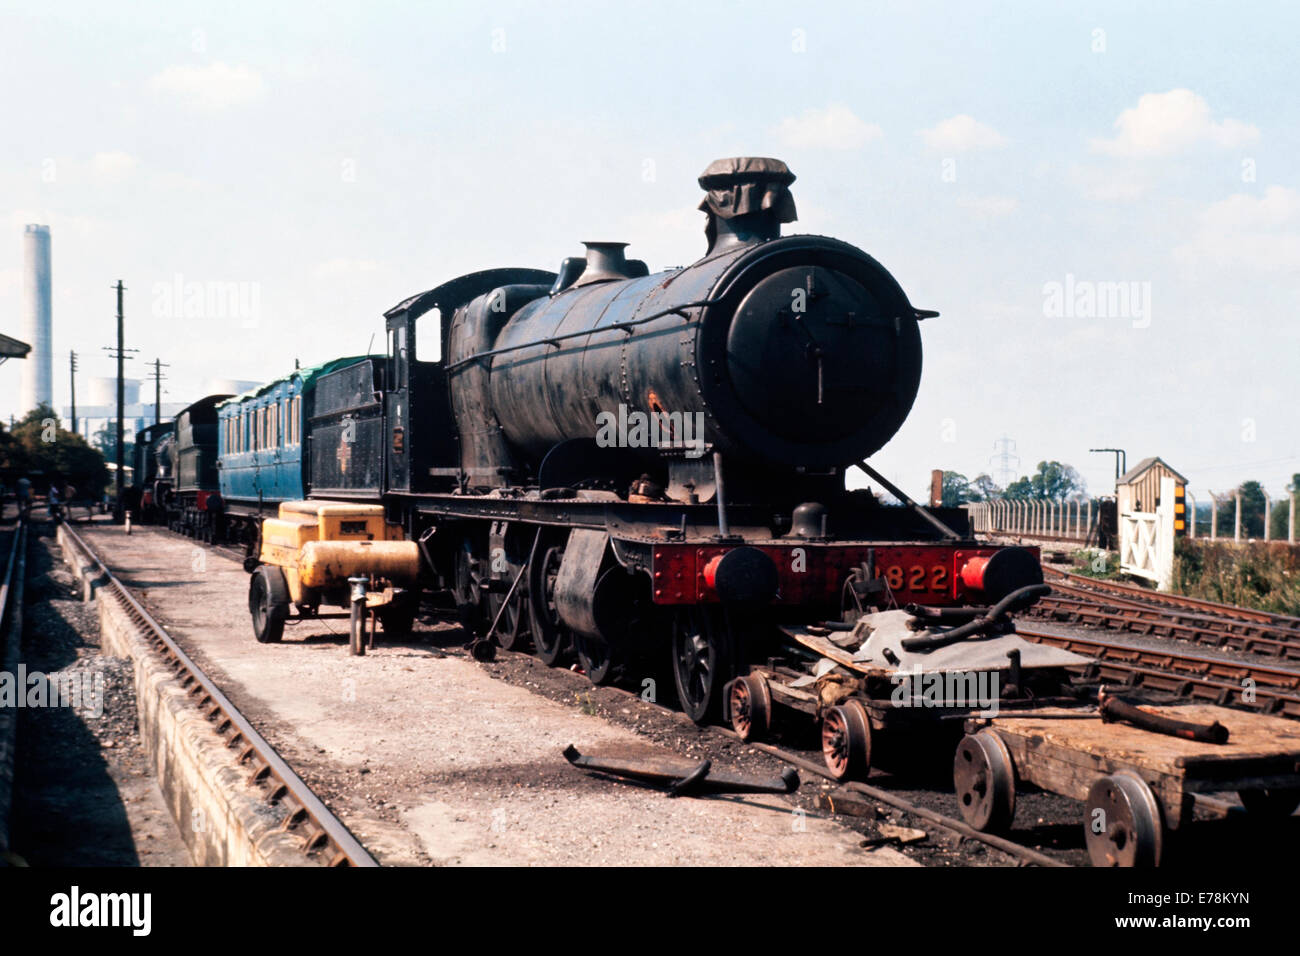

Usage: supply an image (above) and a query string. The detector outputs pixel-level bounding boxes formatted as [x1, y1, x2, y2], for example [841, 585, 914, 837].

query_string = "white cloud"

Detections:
[149, 62, 266, 110]
[955, 194, 1019, 217]
[774, 105, 883, 150]
[1068, 164, 1148, 202]
[1090, 89, 1258, 158]
[311, 258, 385, 280]
[1174, 186, 1300, 273]
[91, 150, 139, 182]
[919, 115, 1006, 151]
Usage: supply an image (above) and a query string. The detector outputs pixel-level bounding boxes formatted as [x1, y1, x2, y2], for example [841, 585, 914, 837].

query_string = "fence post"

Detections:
[1291, 493, 1296, 545]
[1263, 491, 1272, 542]
[1235, 491, 1241, 542]
[1210, 491, 1218, 541]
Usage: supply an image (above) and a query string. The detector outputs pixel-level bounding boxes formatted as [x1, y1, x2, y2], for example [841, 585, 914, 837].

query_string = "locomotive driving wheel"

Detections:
[528, 542, 569, 666]
[729, 674, 772, 742]
[671, 608, 729, 724]
[821, 699, 871, 781]
[953, 730, 1017, 833]
[488, 583, 530, 651]
[1084, 771, 1165, 867]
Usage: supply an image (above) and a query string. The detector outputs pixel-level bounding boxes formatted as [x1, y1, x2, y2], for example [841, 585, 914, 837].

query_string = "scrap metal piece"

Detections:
[1099, 693, 1229, 744]
[562, 745, 799, 796]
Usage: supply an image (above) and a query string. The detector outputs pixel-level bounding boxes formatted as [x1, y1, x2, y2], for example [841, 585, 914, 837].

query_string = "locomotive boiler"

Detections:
[445, 157, 927, 503]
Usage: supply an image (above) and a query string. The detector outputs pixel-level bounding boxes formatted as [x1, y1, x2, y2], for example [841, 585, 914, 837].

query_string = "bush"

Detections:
[1173, 539, 1300, 617]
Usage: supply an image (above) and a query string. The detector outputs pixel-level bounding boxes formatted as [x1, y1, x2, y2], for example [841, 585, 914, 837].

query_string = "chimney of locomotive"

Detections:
[698, 157, 797, 256]
[573, 241, 634, 287]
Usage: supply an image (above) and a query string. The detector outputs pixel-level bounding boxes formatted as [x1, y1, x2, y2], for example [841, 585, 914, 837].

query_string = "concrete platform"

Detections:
[72, 523, 914, 867]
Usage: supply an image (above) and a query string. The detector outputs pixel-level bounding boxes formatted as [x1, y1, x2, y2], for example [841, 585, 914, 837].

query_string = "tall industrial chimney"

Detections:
[20, 224, 52, 414]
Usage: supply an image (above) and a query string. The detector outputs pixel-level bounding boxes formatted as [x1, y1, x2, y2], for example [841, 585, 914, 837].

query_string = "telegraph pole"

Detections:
[69, 350, 78, 435]
[103, 280, 137, 519]
[149, 358, 169, 425]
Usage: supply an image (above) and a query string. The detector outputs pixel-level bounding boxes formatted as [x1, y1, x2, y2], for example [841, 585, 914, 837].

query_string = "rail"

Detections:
[60, 522, 378, 867]
[0, 517, 28, 860]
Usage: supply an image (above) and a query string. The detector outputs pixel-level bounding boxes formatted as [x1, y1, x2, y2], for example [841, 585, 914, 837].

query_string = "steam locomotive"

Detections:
[142, 157, 1044, 723]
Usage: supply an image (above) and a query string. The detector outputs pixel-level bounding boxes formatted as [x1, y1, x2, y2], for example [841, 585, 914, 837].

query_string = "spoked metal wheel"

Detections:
[953, 730, 1017, 833]
[821, 698, 871, 781]
[248, 565, 289, 644]
[453, 540, 486, 635]
[487, 579, 530, 651]
[575, 634, 618, 685]
[671, 608, 729, 724]
[528, 543, 569, 666]
[1237, 787, 1300, 819]
[1084, 771, 1165, 867]
[729, 674, 772, 742]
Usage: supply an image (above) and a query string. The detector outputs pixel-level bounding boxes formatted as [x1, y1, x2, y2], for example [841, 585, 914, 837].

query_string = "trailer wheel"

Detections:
[953, 730, 1017, 833]
[821, 699, 871, 781]
[729, 674, 772, 742]
[249, 565, 289, 644]
[1237, 787, 1300, 819]
[1084, 771, 1164, 867]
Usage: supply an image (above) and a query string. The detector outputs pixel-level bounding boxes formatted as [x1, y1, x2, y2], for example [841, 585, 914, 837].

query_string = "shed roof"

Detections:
[1118, 456, 1187, 485]
[0, 332, 31, 359]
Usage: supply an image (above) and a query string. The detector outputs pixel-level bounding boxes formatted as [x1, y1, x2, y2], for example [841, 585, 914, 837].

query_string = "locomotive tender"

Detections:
[171, 158, 1045, 722]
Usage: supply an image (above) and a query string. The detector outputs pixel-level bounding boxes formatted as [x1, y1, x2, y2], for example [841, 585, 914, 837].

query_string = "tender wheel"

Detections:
[528, 543, 569, 666]
[953, 730, 1017, 833]
[821, 698, 871, 781]
[1237, 787, 1300, 818]
[249, 565, 289, 644]
[671, 609, 729, 724]
[729, 674, 772, 742]
[1084, 771, 1165, 867]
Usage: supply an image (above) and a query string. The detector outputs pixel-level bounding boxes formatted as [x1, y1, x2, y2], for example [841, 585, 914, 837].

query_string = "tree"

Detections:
[1, 404, 108, 495]
[939, 471, 974, 507]
[970, 473, 1002, 501]
[92, 422, 134, 469]
[1273, 474, 1300, 540]
[1218, 480, 1268, 539]
[1003, 461, 1086, 501]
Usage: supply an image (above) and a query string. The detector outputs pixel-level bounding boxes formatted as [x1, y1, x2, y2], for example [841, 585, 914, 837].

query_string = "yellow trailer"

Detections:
[247, 500, 421, 654]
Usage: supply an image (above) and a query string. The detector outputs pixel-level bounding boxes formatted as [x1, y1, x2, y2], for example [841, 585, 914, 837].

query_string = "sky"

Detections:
[1, 0, 1297, 505]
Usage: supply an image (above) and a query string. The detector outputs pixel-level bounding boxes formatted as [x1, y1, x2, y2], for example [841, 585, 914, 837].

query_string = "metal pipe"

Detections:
[712, 451, 730, 538]
[855, 460, 960, 539]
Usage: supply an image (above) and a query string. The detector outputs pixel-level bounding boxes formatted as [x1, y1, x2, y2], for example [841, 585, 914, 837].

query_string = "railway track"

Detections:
[1018, 627, 1300, 719]
[0, 517, 28, 858]
[1042, 565, 1300, 632]
[58, 523, 378, 867]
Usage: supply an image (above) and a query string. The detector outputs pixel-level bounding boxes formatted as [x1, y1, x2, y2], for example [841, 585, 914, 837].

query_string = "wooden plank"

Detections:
[987, 703, 1300, 777]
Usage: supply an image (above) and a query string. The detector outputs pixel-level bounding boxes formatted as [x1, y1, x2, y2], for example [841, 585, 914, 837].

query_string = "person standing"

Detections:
[16, 476, 31, 518]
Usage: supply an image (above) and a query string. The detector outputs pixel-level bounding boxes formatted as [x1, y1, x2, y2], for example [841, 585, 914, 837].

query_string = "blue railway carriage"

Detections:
[216, 356, 378, 540]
